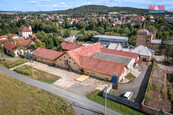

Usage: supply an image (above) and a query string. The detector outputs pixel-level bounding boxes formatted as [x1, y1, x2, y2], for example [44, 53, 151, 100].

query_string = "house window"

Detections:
[69, 61, 71, 64]
[74, 63, 76, 64]
[64, 56, 66, 58]
[59, 59, 61, 61]
[69, 57, 71, 59]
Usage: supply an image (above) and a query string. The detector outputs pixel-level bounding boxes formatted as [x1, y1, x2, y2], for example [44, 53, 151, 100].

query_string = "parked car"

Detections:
[123, 91, 133, 100]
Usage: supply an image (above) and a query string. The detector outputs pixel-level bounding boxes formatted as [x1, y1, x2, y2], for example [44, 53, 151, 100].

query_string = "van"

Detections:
[123, 91, 133, 100]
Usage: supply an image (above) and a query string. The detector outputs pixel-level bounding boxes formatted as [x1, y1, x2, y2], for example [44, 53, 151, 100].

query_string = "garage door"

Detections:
[112, 77, 118, 83]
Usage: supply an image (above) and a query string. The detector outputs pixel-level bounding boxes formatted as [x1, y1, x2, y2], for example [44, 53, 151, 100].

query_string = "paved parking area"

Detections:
[26, 61, 110, 97]
[112, 62, 151, 103]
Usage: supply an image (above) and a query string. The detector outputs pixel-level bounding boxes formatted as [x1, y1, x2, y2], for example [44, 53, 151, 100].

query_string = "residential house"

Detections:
[65, 35, 76, 42]
[18, 25, 32, 38]
[130, 16, 145, 22]
[3, 42, 24, 57]
[167, 17, 173, 24]
[0, 35, 7, 40]
[3, 39, 33, 57]
[131, 45, 154, 61]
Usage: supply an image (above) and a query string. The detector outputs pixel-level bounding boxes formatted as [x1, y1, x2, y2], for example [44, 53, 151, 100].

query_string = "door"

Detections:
[112, 77, 118, 83]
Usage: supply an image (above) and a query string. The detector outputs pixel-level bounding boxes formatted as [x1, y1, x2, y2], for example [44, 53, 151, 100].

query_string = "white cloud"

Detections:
[28, 0, 50, 4]
[60, 2, 66, 5]
[39, 0, 50, 1]
[28, 0, 39, 4]
[37, 3, 70, 8]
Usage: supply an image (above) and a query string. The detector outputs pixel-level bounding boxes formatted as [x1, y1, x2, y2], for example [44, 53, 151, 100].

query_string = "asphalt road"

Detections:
[0, 66, 121, 115]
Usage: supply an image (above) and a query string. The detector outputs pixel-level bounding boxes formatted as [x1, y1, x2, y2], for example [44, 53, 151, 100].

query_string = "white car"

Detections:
[123, 91, 133, 100]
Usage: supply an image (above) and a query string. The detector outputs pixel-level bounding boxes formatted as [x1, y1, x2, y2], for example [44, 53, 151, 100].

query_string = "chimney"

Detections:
[153, 30, 156, 40]
[28, 25, 32, 31]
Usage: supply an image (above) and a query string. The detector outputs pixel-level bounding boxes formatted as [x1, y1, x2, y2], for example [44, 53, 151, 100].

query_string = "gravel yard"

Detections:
[26, 61, 111, 96]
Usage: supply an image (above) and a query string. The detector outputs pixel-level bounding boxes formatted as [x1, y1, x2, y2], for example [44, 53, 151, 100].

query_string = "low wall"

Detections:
[141, 104, 172, 115]
[103, 85, 140, 110]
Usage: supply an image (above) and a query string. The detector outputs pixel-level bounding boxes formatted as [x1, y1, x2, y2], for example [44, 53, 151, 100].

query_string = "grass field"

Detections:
[14, 65, 60, 83]
[0, 71, 74, 115]
[86, 90, 145, 115]
[0, 59, 28, 68]
[126, 73, 136, 83]
[63, 29, 96, 34]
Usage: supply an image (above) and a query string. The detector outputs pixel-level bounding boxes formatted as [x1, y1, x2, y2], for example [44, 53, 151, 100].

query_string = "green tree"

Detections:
[97, 27, 104, 34]
[79, 29, 85, 34]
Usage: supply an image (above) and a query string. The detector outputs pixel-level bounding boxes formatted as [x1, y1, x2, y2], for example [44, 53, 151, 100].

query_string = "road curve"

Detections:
[0, 66, 121, 115]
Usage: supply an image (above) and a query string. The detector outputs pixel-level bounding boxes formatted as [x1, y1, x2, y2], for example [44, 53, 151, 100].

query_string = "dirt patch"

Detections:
[145, 64, 172, 112]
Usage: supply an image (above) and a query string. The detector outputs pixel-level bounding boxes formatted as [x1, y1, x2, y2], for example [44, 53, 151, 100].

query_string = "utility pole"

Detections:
[104, 87, 108, 115]
[31, 58, 33, 77]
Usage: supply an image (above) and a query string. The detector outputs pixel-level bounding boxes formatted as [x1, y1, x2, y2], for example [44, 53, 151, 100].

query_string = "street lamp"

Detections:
[30, 57, 34, 77]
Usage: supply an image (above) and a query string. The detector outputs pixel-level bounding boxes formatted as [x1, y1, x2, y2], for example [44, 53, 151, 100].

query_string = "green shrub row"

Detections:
[1, 59, 28, 68]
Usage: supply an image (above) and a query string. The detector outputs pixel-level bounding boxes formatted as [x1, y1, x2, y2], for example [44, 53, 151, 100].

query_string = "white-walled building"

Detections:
[18, 25, 32, 38]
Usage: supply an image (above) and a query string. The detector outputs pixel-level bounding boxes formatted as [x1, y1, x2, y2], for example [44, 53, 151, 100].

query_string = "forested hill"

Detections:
[44, 5, 172, 17]
[55, 5, 149, 14]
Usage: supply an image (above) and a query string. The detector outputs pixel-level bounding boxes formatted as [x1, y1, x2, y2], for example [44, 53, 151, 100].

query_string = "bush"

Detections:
[168, 84, 173, 101]
[152, 63, 158, 71]
[126, 73, 136, 83]
[148, 82, 158, 91]
[145, 93, 151, 103]
[161, 85, 167, 99]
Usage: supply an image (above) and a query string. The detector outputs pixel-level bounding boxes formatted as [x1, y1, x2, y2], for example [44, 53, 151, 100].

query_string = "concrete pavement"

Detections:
[114, 62, 151, 103]
[0, 66, 121, 115]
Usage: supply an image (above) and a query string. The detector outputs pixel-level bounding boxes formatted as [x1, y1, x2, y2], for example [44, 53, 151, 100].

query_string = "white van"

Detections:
[123, 91, 133, 100]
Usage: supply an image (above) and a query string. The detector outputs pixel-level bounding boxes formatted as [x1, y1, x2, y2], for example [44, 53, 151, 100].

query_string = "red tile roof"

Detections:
[9, 34, 18, 38]
[33, 47, 64, 60]
[30, 34, 37, 39]
[100, 48, 139, 61]
[0, 35, 7, 39]
[19, 26, 32, 32]
[67, 42, 104, 66]
[3, 42, 16, 51]
[0, 40, 7, 44]
[13, 39, 32, 46]
[80, 56, 125, 76]
[61, 42, 82, 51]
[130, 16, 145, 19]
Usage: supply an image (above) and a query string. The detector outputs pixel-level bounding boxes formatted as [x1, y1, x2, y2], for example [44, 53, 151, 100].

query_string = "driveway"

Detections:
[113, 62, 151, 103]
[0, 65, 121, 115]
[26, 61, 111, 97]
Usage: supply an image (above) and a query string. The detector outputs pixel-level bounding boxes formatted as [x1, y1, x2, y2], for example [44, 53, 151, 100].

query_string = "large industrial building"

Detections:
[33, 42, 140, 83]
[93, 35, 129, 48]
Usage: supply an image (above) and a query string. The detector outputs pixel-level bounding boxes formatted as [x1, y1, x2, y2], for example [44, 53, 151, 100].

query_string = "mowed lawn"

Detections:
[14, 65, 60, 83]
[0, 72, 74, 115]
[86, 90, 145, 115]
[0, 59, 28, 68]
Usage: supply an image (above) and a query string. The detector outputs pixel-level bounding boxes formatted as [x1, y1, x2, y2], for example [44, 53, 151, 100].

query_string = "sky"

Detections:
[0, 0, 172, 12]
